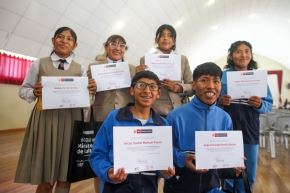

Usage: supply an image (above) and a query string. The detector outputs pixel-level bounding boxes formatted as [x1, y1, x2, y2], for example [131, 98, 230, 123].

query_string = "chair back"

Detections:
[259, 114, 269, 132]
[266, 112, 280, 128]
[275, 116, 290, 132]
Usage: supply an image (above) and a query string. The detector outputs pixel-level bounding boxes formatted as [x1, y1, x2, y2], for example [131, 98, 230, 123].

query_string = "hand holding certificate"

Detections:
[113, 126, 173, 174]
[42, 76, 90, 110]
[195, 131, 244, 170]
[90, 62, 131, 92]
[145, 53, 181, 80]
[227, 70, 267, 99]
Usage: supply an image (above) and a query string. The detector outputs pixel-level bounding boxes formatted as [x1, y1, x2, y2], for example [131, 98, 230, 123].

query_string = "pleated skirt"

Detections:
[15, 106, 82, 185]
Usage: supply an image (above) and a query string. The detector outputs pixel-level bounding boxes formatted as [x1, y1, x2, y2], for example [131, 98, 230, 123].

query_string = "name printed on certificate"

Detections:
[145, 53, 181, 80]
[227, 70, 267, 99]
[42, 76, 90, 110]
[113, 126, 173, 174]
[195, 131, 244, 170]
[90, 62, 131, 92]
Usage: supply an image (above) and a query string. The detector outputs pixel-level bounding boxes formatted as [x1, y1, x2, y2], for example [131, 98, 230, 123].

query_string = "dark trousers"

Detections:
[163, 166, 220, 193]
[103, 173, 158, 193]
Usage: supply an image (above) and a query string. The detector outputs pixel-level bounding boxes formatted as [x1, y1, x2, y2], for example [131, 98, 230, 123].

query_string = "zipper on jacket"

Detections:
[199, 106, 209, 193]
[205, 106, 209, 130]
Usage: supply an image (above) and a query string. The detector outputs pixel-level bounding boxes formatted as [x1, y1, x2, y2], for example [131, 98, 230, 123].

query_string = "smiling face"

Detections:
[105, 39, 126, 61]
[130, 78, 160, 108]
[52, 30, 77, 58]
[155, 28, 176, 54]
[230, 44, 252, 71]
[192, 75, 221, 105]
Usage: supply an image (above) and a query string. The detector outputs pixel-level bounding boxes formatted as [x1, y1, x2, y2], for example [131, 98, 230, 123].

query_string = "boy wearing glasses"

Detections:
[163, 62, 242, 193]
[89, 70, 175, 193]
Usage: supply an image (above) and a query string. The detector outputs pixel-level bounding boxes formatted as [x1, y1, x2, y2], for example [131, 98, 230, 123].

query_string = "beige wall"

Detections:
[0, 84, 35, 130]
[215, 54, 290, 103]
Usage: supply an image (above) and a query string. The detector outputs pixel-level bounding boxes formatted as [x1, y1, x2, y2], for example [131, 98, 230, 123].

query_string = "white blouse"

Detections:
[19, 52, 86, 103]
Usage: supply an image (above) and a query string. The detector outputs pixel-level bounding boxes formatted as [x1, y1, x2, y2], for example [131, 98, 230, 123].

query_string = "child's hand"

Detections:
[185, 154, 208, 174]
[160, 166, 175, 178]
[185, 153, 196, 171]
[248, 96, 262, 108]
[88, 78, 96, 94]
[33, 82, 42, 97]
[219, 95, 231, 106]
[161, 79, 182, 93]
[135, 64, 148, 73]
[234, 167, 245, 177]
[108, 168, 127, 184]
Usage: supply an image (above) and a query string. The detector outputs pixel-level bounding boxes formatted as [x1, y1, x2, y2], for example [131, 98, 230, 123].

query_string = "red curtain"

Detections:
[268, 70, 282, 94]
[268, 70, 283, 102]
[0, 53, 34, 85]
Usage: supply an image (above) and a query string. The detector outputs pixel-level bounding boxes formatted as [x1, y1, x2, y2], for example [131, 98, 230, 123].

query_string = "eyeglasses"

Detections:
[134, 81, 159, 91]
[108, 42, 127, 49]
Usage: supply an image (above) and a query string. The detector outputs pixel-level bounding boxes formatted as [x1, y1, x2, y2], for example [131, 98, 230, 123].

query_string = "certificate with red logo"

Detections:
[42, 76, 90, 109]
[227, 70, 267, 99]
[145, 53, 181, 80]
[195, 131, 244, 170]
[113, 126, 173, 174]
[90, 62, 131, 92]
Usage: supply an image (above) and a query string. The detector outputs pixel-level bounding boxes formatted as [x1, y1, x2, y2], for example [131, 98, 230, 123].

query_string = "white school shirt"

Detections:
[155, 49, 175, 55]
[19, 52, 86, 103]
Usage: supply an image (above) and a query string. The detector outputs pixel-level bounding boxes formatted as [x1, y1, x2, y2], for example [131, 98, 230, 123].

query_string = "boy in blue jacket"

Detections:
[164, 62, 242, 193]
[89, 70, 175, 193]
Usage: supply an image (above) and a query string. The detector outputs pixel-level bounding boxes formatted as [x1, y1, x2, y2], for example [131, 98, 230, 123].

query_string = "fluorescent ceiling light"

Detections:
[211, 25, 219, 30]
[174, 19, 183, 28]
[114, 20, 125, 31]
[248, 13, 258, 19]
[207, 0, 215, 6]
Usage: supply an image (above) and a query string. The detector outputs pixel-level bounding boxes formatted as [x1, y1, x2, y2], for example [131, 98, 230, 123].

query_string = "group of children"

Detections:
[15, 24, 273, 193]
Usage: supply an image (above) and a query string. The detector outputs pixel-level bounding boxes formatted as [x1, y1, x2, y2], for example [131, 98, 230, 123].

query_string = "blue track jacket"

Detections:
[89, 105, 168, 183]
[220, 69, 273, 144]
[167, 96, 233, 168]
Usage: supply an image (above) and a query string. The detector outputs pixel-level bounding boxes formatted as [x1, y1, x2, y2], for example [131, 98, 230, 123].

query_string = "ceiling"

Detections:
[0, 0, 290, 70]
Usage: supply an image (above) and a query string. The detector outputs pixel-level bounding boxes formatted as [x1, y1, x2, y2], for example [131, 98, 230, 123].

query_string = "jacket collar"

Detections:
[116, 103, 165, 126]
[191, 96, 217, 111]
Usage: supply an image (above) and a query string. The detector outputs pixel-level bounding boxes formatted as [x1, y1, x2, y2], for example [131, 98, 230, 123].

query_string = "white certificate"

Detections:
[42, 76, 90, 110]
[113, 126, 173, 174]
[145, 53, 181, 80]
[90, 62, 131, 92]
[195, 131, 244, 170]
[227, 70, 267, 99]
